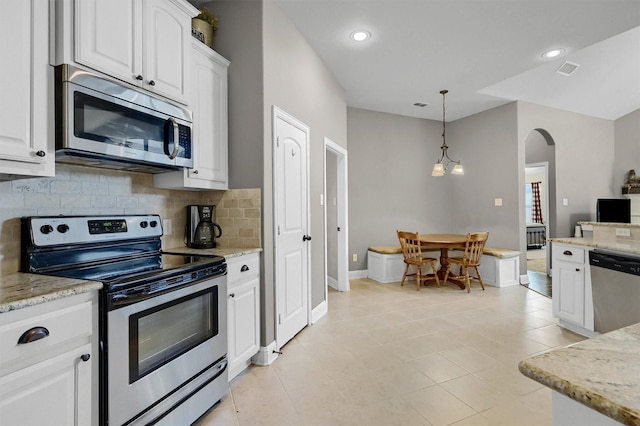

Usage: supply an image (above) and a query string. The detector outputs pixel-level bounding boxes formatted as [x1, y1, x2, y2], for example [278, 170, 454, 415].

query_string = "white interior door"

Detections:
[274, 108, 310, 349]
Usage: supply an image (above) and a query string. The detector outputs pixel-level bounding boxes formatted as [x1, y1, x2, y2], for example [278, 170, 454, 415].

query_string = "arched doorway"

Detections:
[522, 128, 556, 297]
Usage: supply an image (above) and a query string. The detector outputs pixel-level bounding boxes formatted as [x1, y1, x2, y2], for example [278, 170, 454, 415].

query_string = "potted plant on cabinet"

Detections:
[192, 9, 218, 48]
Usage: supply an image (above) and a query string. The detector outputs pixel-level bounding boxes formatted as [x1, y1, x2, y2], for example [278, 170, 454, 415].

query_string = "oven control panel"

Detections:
[25, 215, 163, 246]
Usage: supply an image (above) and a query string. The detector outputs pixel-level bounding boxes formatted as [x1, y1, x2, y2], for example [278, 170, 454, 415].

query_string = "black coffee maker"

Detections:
[186, 205, 222, 249]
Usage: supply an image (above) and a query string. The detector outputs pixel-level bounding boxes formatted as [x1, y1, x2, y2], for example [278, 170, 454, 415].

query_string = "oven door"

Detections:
[106, 276, 227, 426]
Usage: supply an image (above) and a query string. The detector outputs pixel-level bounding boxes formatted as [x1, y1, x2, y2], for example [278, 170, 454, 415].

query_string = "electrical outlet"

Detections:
[163, 218, 172, 235]
[352, 254, 358, 262]
[616, 228, 631, 237]
[494, 198, 502, 207]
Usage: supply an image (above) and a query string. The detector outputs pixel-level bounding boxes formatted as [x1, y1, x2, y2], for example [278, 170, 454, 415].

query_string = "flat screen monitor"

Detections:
[596, 198, 631, 223]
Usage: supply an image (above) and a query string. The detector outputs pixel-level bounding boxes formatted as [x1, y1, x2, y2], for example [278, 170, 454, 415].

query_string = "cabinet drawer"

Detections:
[226, 253, 260, 287]
[0, 301, 92, 366]
[554, 245, 585, 264]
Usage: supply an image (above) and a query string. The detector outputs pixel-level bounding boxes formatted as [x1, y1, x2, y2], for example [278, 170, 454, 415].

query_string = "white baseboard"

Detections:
[251, 341, 278, 366]
[327, 276, 338, 290]
[349, 269, 367, 279]
[520, 274, 530, 284]
[311, 300, 328, 323]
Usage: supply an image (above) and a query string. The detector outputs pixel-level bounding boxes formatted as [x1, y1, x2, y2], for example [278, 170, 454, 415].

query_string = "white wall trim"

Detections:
[350, 270, 368, 279]
[327, 276, 338, 290]
[311, 300, 328, 323]
[251, 341, 279, 366]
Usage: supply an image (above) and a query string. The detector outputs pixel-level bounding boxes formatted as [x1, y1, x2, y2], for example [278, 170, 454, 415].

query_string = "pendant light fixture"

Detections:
[432, 90, 464, 176]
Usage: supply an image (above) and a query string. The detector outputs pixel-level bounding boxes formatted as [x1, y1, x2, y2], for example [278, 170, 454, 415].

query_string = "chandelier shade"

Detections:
[432, 90, 464, 177]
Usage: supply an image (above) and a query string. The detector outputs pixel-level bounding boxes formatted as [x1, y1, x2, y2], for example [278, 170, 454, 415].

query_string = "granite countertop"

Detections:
[0, 273, 102, 314]
[549, 237, 640, 256]
[519, 322, 640, 425]
[163, 246, 262, 259]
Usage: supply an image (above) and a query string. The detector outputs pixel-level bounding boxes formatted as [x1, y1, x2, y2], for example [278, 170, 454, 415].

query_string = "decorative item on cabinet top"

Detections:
[192, 9, 218, 48]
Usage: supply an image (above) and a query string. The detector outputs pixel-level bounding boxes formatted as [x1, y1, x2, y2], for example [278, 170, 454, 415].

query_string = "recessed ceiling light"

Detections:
[350, 30, 371, 42]
[541, 48, 565, 59]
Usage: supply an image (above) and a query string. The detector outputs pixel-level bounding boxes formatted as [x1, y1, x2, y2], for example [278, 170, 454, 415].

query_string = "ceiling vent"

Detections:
[556, 61, 580, 76]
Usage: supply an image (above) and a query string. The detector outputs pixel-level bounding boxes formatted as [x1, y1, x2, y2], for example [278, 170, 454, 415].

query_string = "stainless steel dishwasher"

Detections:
[589, 250, 640, 333]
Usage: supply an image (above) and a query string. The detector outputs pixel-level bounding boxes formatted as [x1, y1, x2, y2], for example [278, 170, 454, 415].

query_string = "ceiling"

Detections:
[270, 0, 640, 122]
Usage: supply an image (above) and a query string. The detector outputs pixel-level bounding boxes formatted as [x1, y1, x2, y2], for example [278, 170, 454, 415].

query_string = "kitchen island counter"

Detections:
[519, 322, 640, 425]
[549, 236, 640, 256]
[0, 273, 102, 313]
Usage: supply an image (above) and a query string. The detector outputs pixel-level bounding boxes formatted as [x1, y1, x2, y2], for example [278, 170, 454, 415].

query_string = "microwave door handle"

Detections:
[164, 117, 179, 160]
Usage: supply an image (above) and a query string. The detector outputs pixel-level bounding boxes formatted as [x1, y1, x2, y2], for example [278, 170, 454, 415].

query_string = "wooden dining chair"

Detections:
[444, 232, 489, 293]
[397, 231, 440, 290]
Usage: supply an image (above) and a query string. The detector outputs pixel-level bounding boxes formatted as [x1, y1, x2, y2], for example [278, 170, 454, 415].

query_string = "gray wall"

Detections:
[614, 108, 640, 190]
[347, 107, 450, 271]
[447, 103, 520, 249]
[518, 102, 615, 237]
[263, 0, 347, 320]
[205, 0, 347, 346]
[202, 1, 264, 190]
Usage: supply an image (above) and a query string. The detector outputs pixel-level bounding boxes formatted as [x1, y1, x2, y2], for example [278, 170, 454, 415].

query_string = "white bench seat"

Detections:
[367, 245, 520, 287]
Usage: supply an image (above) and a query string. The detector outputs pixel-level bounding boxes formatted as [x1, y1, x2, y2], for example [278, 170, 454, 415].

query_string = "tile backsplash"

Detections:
[0, 165, 261, 276]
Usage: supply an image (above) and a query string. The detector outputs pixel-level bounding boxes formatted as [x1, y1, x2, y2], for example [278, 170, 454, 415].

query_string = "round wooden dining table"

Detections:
[418, 234, 468, 289]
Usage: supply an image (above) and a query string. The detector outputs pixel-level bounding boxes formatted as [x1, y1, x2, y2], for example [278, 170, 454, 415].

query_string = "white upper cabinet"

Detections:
[0, 0, 54, 178]
[57, 0, 198, 104]
[75, 0, 140, 84]
[154, 40, 229, 190]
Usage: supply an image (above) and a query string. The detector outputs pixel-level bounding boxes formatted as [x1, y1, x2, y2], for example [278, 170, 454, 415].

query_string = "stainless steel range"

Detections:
[21, 214, 228, 426]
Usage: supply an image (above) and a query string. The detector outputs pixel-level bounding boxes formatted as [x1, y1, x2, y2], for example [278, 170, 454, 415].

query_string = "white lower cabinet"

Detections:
[0, 292, 97, 425]
[551, 243, 595, 336]
[227, 253, 260, 381]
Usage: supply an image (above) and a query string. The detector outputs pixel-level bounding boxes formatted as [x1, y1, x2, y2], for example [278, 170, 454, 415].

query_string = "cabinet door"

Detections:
[0, 343, 92, 426]
[75, 0, 142, 85]
[554, 260, 585, 326]
[142, 0, 192, 102]
[228, 279, 260, 379]
[187, 42, 229, 188]
[0, 0, 54, 178]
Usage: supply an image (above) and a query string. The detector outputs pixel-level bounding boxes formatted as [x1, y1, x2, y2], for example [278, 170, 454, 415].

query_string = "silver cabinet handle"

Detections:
[80, 353, 91, 362]
[241, 265, 249, 272]
[229, 293, 235, 298]
[563, 250, 572, 256]
[135, 75, 143, 81]
[35, 150, 46, 157]
[192, 170, 199, 174]
[148, 80, 156, 86]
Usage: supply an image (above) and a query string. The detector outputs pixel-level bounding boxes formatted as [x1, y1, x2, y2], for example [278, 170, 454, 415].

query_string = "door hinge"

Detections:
[278, 314, 281, 325]
[276, 136, 280, 147]
[278, 225, 281, 235]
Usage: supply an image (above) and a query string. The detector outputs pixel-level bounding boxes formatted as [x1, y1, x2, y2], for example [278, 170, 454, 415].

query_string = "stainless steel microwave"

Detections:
[54, 65, 193, 173]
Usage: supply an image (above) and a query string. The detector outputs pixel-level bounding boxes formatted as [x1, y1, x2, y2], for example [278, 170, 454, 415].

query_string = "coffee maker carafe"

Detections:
[186, 205, 222, 249]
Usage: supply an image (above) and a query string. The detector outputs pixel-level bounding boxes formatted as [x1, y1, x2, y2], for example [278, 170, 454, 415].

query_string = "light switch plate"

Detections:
[494, 198, 502, 206]
[563, 198, 569, 206]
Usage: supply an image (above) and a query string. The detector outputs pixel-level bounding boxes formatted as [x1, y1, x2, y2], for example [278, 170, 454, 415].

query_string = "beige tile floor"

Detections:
[197, 278, 585, 425]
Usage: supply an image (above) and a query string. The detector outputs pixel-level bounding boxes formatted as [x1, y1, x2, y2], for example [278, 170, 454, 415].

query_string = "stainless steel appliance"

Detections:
[55, 64, 193, 173]
[186, 205, 222, 249]
[589, 250, 640, 333]
[21, 215, 228, 426]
